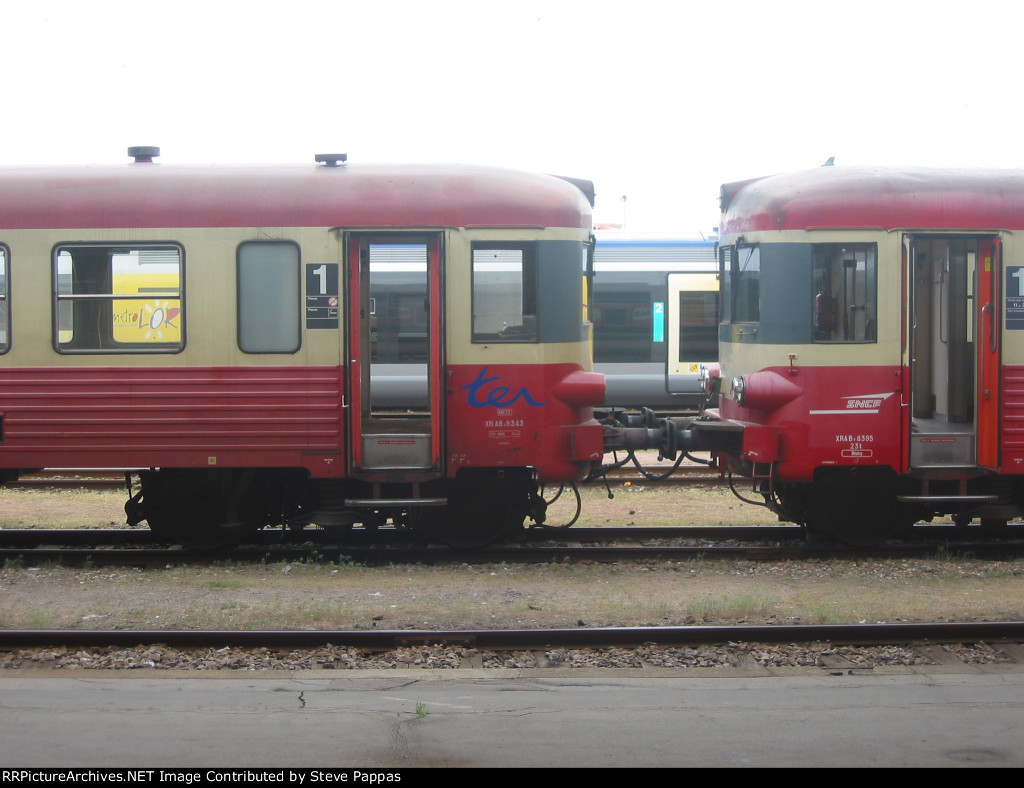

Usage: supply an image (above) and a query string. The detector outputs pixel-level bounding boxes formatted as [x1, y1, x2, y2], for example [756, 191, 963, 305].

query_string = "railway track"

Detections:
[5, 463, 726, 491]
[0, 524, 802, 546]
[3, 621, 1024, 675]
[3, 527, 1024, 566]
[598, 463, 722, 485]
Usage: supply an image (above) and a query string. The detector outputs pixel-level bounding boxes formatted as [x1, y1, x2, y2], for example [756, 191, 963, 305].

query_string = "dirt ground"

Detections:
[2, 481, 1024, 632]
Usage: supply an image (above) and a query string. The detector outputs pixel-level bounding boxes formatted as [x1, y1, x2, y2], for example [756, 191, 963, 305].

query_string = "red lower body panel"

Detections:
[719, 363, 1024, 480]
[1002, 365, 1024, 470]
[0, 362, 605, 483]
[445, 363, 604, 481]
[719, 364, 904, 482]
[0, 366, 345, 476]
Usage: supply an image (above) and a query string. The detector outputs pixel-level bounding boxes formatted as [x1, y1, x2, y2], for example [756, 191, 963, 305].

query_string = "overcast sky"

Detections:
[7, 1, 1022, 232]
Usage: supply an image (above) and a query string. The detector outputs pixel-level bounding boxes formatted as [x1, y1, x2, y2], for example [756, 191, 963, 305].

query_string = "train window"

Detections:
[678, 290, 719, 362]
[54, 244, 183, 353]
[812, 243, 877, 342]
[593, 289, 654, 361]
[731, 246, 760, 323]
[0, 247, 7, 353]
[471, 243, 538, 342]
[718, 245, 733, 323]
[237, 241, 301, 353]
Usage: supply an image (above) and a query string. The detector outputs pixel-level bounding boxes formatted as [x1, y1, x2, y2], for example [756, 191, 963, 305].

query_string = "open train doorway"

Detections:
[906, 235, 1001, 472]
[347, 234, 444, 476]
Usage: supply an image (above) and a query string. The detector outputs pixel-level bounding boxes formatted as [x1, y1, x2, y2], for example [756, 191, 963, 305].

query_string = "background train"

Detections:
[677, 165, 1024, 545]
[592, 233, 718, 409]
[369, 232, 719, 412]
[0, 148, 638, 549]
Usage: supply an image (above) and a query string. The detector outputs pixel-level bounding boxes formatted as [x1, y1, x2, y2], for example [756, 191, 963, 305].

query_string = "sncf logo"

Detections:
[843, 393, 893, 409]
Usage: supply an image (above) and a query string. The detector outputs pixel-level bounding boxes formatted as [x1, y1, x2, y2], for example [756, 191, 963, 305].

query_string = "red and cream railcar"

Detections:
[686, 165, 1024, 544]
[0, 148, 604, 547]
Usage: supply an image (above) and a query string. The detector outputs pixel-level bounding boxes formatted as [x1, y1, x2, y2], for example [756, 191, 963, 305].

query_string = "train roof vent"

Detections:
[128, 146, 160, 163]
[552, 175, 595, 207]
[315, 153, 348, 167]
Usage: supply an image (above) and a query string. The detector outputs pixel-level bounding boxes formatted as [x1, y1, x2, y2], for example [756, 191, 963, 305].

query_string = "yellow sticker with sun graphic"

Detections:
[112, 295, 182, 343]
[112, 261, 182, 344]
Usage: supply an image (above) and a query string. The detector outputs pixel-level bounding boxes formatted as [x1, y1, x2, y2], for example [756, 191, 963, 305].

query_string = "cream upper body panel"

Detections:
[3, 223, 594, 369]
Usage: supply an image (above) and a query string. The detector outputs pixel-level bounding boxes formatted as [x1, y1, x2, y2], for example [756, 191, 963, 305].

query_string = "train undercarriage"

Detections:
[125, 466, 546, 550]
[605, 409, 1024, 546]
[116, 408, 689, 550]
[753, 466, 1024, 546]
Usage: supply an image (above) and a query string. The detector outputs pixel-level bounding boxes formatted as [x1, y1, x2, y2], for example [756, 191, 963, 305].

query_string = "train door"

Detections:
[665, 272, 720, 396]
[346, 234, 444, 477]
[906, 234, 1001, 471]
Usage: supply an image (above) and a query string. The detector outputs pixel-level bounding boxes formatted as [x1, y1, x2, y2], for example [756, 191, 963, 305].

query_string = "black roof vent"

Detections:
[315, 153, 348, 167]
[553, 175, 596, 207]
[128, 146, 160, 163]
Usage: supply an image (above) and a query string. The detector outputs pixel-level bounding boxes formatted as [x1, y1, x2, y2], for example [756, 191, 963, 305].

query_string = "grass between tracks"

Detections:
[1, 487, 1024, 631]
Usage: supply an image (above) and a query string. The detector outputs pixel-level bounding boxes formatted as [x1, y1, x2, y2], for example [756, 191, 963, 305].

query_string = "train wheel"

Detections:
[141, 471, 265, 550]
[419, 470, 529, 548]
[804, 468, 918, 547]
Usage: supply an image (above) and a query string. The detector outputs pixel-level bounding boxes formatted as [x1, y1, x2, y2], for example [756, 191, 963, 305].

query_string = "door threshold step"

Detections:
[345, 498, 447, 507]
[897, 494, 1000, 502]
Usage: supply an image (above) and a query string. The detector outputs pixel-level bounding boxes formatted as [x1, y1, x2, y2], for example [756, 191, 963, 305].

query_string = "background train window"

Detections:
[368, 244, 428, 363]
[0, 247, 7, 352]
[238, 241, 301, 353]
[678, 289, 719, 362]
[593, 288, 652, 361]
[812, 243, 877, 342]
[471, 243, 537, 342]
[54, 244, 183, 353]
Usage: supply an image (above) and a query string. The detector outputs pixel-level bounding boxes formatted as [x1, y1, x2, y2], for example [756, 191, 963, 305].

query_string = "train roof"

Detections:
[0, 158, 594, 230]
[719, 166, 1024, 234]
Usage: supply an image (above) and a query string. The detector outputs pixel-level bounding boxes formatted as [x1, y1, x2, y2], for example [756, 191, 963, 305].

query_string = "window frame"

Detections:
[237, 240, 302, 354]
[731, 244, 760, 325]
[470, 241, 539, 343]
[676, 287, 720, 363]
[52, 242, 185, 355]
[811, 242, 878, 344]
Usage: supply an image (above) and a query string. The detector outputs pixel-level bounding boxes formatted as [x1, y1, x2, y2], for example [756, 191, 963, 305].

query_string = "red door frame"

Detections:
[977, 237, 1002, 471]
[345, 233, 444, 474]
